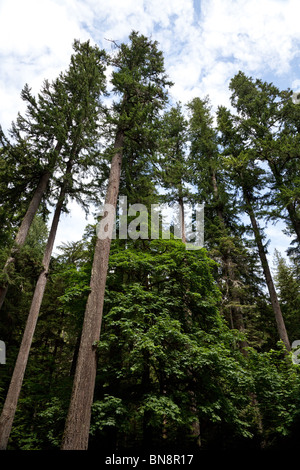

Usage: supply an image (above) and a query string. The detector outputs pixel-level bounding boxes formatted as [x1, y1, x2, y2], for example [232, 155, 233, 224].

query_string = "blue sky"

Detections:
[0, 0, 299, 264]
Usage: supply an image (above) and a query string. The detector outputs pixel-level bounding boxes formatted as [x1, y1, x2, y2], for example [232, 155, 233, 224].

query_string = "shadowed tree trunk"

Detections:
[244, 190, 291, 351]
[211, 166, 249, 354]
[0, 159, 73, 450]
[61, 130, 124, 450]
[61, 31, 171, 451]
[0, 168, 53, 310]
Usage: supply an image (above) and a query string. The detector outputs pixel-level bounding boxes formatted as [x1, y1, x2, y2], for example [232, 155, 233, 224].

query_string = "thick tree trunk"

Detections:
[244, 193, 290, 351]
[61, 130, 124, 451]
[0, 163, 71, 450]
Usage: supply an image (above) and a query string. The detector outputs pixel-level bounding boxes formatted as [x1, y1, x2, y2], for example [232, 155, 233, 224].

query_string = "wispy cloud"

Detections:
[0, 0, 299, 252]
[1, 0, 299, 129]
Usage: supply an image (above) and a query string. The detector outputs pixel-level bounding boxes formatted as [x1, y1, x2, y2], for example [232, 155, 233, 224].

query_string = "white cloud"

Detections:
[0, 0, 91, 131]
[200, 0, 300, 75]
[52, 200, 96, 255]
[2, 0, 299, 125]
[292, 79, 300, 92]
[0, 0, 299, 249]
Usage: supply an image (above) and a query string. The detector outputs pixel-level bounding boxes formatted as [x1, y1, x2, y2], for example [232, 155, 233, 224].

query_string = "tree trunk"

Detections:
[61, 130, 125, 450]
[0, 170, 51, 310]
[178, 195, 186, 244]
[211, 168, 225, 223]
[286, 201, 300, 244]
[0, 138, 64, 310]
[244, 192, 290, 351]
[267, 160, 300, 245]
[226, 259, 249, 356]
[211, 168, 248, 354]
[0, 162, 71, 450]
[189, 395, 201, 447]
[178, 198, 201, 447]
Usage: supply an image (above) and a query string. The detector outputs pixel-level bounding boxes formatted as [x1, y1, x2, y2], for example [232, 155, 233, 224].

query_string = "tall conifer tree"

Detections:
[0, 40, 107, 310]
[187, 97, 251, 351]
[0, 40, 107, 450]
[217, 103, 291, 351]
[228, 71, 300, 245]
[61, 31, 172, 450]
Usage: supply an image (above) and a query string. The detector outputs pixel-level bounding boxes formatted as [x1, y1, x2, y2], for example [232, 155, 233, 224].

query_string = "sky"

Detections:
[0, 0, 299, 264]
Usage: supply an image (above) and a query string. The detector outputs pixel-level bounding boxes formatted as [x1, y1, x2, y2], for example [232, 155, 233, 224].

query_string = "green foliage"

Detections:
[91, 395, 129, 433]
[224, 71, 300, 246]
[274, 251, 300, 343]
[247, 343, 300, 445]
[88, 239, 254, 448]
[1, 33, 300, 452]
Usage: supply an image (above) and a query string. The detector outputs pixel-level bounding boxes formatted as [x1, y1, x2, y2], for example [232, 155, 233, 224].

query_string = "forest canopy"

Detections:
[0, 32, 300, 452]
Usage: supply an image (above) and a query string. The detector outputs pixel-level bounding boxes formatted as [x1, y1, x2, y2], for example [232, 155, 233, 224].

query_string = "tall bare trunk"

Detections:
[178, 195, 186, 244]
[178, 197, 201, 447]
[211, 168, 248, 354]
[0, 162, 71, 450]
[61, 130, 124, 450]
[244, 192, 290, 351]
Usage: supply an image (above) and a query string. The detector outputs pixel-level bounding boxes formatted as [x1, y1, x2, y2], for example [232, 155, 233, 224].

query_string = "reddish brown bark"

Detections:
[61, 130, 124, 450]
[0, 170, 51, 310]
[0, 161, 72, 450]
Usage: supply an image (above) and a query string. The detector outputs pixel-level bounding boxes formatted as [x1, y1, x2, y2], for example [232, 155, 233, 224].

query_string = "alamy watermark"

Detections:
[292, 340, 300, 364]
[0, 340, 5, 364]
[96, 196, 204, 250]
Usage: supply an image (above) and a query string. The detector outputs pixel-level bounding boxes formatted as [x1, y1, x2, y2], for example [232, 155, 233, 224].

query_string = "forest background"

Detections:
[0, 0, 300, 454]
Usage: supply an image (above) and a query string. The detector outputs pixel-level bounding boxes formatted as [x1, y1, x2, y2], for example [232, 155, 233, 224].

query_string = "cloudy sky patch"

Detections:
[0, 0, 298, 257]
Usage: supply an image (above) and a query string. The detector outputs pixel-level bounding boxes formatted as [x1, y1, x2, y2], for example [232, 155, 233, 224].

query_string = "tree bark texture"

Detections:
[61, 130, 124, 450]
[244, 192, 290, 351]
[0, 161, 71, 450]
[0, 170, 51, 310]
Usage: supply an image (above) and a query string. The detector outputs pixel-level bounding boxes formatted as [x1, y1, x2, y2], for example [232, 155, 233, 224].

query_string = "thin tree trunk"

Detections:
[267, 160, 300, 244]
[244, 192, 291, 351]
[211, 168, 225, 223]
[0, 140, 63, 310]
[0, 162, 72, 450]
[179, 197, 201, 447]
[61, 130, 125, 451]
[226, 260, 249, 356]
[178, 195, 186, 244]
[211, 168, 248, 354]
[0, 171, 51, 310]
[286, 201, 300, 244]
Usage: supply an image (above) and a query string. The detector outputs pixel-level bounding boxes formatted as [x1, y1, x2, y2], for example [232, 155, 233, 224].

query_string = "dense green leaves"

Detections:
[1, 34, 300, 452]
